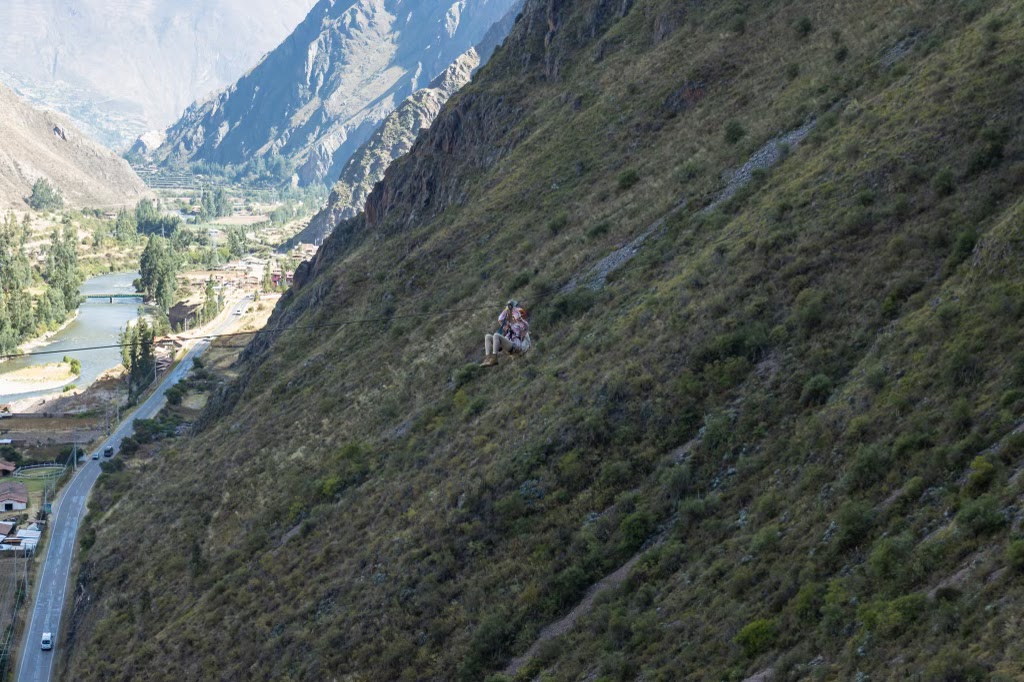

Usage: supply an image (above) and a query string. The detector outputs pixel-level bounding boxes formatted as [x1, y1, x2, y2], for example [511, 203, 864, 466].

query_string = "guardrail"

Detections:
[12, 463, 66, 476]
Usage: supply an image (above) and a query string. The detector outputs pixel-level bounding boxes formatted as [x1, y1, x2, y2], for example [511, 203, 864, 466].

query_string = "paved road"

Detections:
[16, 297, 251, 682]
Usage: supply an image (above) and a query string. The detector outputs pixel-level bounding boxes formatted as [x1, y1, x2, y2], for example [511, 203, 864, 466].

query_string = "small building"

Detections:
[14, 527, 40, 551]
[0, 460, 13, 477]
[0, 482, 28, 511]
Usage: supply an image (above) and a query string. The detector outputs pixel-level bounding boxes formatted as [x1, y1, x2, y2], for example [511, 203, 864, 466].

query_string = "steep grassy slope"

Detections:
[64, 0, 1024, 680]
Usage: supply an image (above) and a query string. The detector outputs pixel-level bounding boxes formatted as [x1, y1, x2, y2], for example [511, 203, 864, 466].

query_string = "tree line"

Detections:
[0, 213, 82, 355]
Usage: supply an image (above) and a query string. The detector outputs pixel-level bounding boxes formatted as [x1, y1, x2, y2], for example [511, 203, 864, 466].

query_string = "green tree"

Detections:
[261, 260, 274, 293]
[138, 236, 180, 313]
[45, 225, 84, 314]
[226, 226, 249, 259]
[113, 208, 138, 242]
[214, 188, 232, 218]
[201, 279, 219, 323]
[27, 178, 64, 211]
[121, 319, 156, 396]
[135, 199, 181, 236]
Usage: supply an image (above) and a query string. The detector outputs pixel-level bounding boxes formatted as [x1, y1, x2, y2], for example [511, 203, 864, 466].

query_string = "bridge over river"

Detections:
[82, 293, 143, 303]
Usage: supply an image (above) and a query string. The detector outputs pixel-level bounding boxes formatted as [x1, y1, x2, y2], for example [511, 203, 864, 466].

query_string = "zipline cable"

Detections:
[0, 295, 550, 361]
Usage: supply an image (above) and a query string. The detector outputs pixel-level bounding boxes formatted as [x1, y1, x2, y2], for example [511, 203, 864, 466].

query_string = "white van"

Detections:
[41, 632, 52, 650]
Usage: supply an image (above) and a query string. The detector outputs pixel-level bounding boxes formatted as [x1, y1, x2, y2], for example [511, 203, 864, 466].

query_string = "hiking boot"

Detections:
[480, 354, 498, 367]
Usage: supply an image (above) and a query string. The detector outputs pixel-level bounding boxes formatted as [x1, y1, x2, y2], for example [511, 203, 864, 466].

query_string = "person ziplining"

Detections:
[481, 299, 531, 367]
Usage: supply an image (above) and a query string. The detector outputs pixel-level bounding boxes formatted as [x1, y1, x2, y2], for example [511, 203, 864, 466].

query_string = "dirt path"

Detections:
[503, 539, 663, 677]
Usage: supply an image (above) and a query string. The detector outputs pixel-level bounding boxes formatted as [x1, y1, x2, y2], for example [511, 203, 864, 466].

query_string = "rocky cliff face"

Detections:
[0, 0, 317, 148]
[0, 84, 151, 209]
[295, 2, 520, 245]
[154, 0, 520, 186]
[297, 50, 481, 245]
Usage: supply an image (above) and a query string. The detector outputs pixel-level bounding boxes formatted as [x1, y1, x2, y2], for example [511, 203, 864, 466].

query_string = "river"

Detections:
[0, 272, 146, 403]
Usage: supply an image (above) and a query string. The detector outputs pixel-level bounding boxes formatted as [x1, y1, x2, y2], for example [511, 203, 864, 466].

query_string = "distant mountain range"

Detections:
[295, 3, 519, 244]
[153, 0, 520, 186]
[0, 0, 318, 149]
[0, 84, 150, 209]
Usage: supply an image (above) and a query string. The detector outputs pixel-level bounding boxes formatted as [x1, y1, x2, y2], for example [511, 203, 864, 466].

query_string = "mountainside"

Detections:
[65, 0, 1024, 680]
[297, 3, 519, 245]
[0, 84, 150, 209]
[0, 0, 317, 148]
[153, 0, 520, 186]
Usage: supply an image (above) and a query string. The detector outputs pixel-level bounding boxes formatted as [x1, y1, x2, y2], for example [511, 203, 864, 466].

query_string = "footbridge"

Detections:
[83, 293, 143, 303]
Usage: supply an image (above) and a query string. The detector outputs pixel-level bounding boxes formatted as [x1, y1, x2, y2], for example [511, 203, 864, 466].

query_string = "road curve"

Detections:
[16, 297, 251, 682]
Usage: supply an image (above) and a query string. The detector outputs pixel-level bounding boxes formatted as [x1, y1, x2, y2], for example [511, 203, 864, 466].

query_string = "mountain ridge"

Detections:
[0, 0, 318, 148]
[296, 2, 521, 246]
[153, 0, 520, 185]
[0, 83, 150, 209]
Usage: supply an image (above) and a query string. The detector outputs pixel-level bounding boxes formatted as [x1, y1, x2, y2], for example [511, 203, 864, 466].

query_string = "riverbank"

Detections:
[0, 362, 77, 397]
[0, 311, 80, 365]
[5, 365, 124, 414]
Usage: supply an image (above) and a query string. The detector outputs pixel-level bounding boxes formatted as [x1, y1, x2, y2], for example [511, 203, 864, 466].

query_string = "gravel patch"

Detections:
[562, 201, 686, 293]
[702, 119, 817, 214]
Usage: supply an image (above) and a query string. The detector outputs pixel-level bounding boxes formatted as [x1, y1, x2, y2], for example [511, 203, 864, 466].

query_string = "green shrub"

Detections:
[922, 650, 989, 682]
[617, 169, 640, 190]
[724, 120, 746, 145]
[547, 212, 569, 235]
[947, 230, 978, 269]
[800, 374, 833, 407]
[509, 270, 531, 291]
[1005, 540, 1024, 572]
[677, 497, 710, 526]
[619, 511, 655, 553]
[734, 618, 776, 657]
[932, 168, 955, 196]
[540, 289, 597, 326]
[795, 16, 813, 38]
[587, 221, 611, 239]
[821, 580, 851, 635]
[453, 363, 481, 389]
[843, 444, 889, 491]
[460, 610, 518, 680]
[868, 534, 916, 588]
[751, 524, 780, 553]
[957, 494, 1005, 536]
[791, 582, 826, 623]
[834, 501, 873, 549]
[964, 456, 995, 497]
[118, 436, 139, 455]
[858, 593, 927, 635]
[544, 565, 589, 614]
[792, 288, 825, 332]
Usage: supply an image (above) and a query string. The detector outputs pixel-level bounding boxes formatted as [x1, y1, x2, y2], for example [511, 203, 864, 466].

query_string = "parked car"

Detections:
[103, 446, 114, 458]
[41, 632, 52, 650]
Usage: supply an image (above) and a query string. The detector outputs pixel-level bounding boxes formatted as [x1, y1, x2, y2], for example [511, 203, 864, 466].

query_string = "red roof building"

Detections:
[0, 482, 28, 511]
